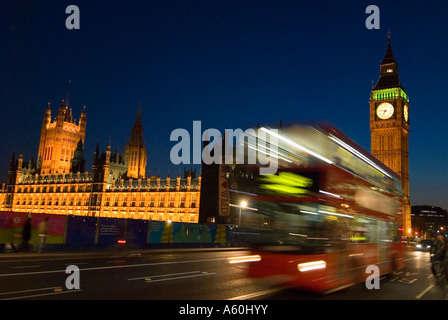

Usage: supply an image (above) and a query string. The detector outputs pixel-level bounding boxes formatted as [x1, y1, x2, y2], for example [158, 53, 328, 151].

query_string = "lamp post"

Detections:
[238, 200, 247, 226]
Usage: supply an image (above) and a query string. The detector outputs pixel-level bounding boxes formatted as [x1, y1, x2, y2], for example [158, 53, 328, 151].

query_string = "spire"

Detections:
[94, 143, 100, 161]
[128, 103, 144, 148]
[372, 30, 402, 91]
[380, 29, 396, 65]
[65, 80, 71, 109]
[136, 101, 142, 123]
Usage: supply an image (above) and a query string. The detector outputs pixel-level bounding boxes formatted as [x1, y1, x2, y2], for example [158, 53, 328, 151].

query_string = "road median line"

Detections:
[415, 284, 434, 299]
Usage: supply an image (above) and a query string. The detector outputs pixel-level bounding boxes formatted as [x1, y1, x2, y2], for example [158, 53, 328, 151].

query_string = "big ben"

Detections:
[370, 32, 411, 236]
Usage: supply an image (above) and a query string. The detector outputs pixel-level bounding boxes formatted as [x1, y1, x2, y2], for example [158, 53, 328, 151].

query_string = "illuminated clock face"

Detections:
[404, 105, 409, 122]
[376, 103, 394, 120]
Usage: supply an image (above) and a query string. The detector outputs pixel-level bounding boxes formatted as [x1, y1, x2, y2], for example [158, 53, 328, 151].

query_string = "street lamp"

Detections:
[238, 200, 247, 226]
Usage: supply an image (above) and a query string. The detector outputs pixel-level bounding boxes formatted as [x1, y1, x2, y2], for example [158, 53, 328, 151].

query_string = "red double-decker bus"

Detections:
[229, 123, 405, 294]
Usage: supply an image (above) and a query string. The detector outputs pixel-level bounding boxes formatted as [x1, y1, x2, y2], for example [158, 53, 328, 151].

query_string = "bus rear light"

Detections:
[228, 255, 261, 264]
[297, 260, 326, 272]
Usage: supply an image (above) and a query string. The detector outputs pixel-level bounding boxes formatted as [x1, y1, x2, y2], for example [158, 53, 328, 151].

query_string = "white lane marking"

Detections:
[0, 257, 229, 277]
[227, 287, 286, 300]
[128, 270, 201, 281]
[415, 284, 434, 299]
[4, 289, 81, 300]
[142, 272, 216, 283]
[0, 286, 60, 296]
[10, 265, 40, 269]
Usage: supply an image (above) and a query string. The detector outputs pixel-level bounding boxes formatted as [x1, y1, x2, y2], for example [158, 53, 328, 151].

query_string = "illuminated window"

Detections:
[387, 69, 393, 73]
[180, 194, 186, 208]
[131, 194, 136, 207]
[191, 194, 197, 208]
[169, 194, 175, 207]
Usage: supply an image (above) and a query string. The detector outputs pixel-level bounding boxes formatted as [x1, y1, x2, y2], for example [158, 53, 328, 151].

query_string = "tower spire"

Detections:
[372, 31, 401, 91]
[381, 30, 396, 65]
[137, 100, 142, 123]
[65, 80, 71, 108]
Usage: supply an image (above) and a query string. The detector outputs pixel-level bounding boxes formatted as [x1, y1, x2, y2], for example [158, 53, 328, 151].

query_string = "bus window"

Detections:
[349, 217, 377, 243]
[389, 222, 399, 243]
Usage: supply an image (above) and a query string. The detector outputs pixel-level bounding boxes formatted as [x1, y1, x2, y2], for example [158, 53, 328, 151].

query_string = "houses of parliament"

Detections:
[0, 34, 410, 232]
[0, 103, 201, 223]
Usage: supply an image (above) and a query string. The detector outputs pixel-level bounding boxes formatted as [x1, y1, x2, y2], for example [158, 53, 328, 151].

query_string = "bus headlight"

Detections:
[227, 255, 261, 264]
[297, 260, 326, 272]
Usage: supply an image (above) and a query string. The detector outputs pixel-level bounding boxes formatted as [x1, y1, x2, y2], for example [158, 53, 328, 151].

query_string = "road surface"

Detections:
[0, 247, 443, 302]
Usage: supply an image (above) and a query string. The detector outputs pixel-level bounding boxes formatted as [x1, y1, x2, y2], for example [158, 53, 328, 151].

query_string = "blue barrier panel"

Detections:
[97, 217, 125, 245]
[125, 219, 149, 244]
[65, 216, 97, 245]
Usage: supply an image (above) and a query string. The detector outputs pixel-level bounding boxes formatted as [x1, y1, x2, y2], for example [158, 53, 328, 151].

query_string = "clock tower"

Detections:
[369, 32, 411, 235]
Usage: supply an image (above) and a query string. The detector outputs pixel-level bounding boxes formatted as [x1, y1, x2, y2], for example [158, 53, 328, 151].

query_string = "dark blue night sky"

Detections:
[1, 0, 447, 208]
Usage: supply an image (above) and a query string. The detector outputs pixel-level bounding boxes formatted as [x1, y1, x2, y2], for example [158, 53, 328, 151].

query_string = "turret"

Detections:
[56, 102, 66, 127]
[37, 103, 52, 163]
[79, 105, 87, 142]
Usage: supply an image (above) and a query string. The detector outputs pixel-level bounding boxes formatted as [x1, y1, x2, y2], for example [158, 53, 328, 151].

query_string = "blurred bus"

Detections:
[228, 123, 405, 294]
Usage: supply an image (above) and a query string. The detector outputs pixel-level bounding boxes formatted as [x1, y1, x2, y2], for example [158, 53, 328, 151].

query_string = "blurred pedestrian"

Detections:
[431, 233, 446, 265]
[21, 217, 32, 252]
[430, 232, 447, 293]
[37, 217, 49, 254]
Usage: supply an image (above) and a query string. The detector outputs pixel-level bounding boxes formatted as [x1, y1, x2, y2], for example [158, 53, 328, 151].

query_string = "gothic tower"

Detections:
[37, 102, 87, 174]
[370, 32, 411, 234]
[124, 105, 147, 179]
